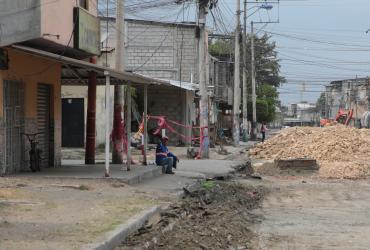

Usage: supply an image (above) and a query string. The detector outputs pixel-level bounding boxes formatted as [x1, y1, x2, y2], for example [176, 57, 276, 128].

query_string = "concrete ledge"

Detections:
[15, 165, 163, 185]
[82, 206, 162, 250]
[124, 167, 162, 185]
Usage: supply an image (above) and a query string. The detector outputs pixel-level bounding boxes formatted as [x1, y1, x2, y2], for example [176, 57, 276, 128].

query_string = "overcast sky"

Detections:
[117, 0, 370, 106]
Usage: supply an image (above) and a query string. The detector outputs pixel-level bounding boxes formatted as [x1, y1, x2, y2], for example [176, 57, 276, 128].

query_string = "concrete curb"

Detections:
[16, 166, 163, 185]
[125, 167, 162, 185]
[81, 206, 162, 250]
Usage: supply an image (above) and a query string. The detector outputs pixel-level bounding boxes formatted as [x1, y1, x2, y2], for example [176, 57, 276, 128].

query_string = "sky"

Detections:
[106, 0, 370, 106]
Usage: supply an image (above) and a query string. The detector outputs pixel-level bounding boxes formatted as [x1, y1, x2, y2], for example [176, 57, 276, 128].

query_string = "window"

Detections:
[79, 0, 89, 10]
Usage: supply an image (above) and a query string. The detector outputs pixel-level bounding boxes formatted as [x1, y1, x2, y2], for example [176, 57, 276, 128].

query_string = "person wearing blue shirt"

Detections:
[156, 136, 179, 174]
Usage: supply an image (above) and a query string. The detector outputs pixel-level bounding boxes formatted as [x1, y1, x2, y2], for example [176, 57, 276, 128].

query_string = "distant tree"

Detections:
[209, 34, 283, 123]
[209, 39, 233, 57]
[245, 34, 285, 87]
[246, 84, 278, 123]
[209, 34, 285, 87]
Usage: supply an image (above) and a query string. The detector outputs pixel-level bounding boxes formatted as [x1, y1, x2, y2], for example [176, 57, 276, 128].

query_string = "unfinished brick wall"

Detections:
[147, 85, 187, 145]
[125, 20, 198, 84]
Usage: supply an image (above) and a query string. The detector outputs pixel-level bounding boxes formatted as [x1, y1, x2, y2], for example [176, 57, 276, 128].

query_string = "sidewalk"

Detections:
[0, 144, 254, 250]
[16, 162, 162, 185]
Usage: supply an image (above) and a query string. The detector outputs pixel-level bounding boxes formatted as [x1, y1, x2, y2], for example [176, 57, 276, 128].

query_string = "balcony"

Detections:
[0, 0, 100, 59]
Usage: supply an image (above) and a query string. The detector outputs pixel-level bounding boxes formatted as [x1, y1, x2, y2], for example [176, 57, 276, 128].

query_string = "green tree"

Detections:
[209, 34, 285, 87]
[209, 39, 233, 56]
[246, 84, 278, 123]
[209, 35, 283, 123]
[245, 34, 285, 87]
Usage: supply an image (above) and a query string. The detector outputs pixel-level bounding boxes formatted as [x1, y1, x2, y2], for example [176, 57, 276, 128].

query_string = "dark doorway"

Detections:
[62, 98, 85, 147]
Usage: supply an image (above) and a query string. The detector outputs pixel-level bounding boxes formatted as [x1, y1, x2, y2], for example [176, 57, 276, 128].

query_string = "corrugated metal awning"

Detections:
[11, 45, 169, 86]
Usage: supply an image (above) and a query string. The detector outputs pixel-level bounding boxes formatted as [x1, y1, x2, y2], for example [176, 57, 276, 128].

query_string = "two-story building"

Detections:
[0, 0, 163, 174]
[0, 0, 100, 174]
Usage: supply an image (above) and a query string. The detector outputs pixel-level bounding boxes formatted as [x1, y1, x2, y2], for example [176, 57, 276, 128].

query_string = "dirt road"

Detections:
[242, 177, 370, 250]
[117, 181, 265, 250]
[0, 177, 170, 250]
[117, 175, 370, 250]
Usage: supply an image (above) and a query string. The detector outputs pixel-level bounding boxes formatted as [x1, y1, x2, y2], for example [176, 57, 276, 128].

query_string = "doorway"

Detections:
[62, 98, 85, 147]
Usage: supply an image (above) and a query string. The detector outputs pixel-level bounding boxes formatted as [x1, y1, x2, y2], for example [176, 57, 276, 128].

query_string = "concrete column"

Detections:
[143, 85, 148, 165]
[85, 57, 97, 164]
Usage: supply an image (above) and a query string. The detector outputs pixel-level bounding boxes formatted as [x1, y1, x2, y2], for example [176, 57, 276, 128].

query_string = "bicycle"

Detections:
[22, 133, 43, 172]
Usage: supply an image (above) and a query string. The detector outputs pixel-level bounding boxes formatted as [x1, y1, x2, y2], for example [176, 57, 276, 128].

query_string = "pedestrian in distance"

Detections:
[155, 135, 179, 174]
[261, 122, 267, 142]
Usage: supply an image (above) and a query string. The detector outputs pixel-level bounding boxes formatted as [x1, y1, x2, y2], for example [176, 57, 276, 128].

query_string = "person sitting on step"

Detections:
[155, 136, 179, 174]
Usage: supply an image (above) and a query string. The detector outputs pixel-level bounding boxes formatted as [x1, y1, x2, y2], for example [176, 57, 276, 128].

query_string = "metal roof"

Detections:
[11, 45, 169, 86]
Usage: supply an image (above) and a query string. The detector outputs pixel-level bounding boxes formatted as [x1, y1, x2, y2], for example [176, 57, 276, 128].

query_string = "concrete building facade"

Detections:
[283, 102, 318, 127]
[0, 0, 100, 174]
[326, 78, 370, 126]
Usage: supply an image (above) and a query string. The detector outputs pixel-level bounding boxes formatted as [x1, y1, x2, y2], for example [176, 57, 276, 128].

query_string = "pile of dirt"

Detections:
[117, 182, 265, 250]
[250, 125, 370, 179]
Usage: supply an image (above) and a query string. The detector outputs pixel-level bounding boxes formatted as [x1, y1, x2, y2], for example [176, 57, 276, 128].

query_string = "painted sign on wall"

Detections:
[73, 7, 100, 55]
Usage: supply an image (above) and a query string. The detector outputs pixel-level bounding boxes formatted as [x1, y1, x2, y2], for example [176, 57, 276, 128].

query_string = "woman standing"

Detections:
[261, 122, 267, 142]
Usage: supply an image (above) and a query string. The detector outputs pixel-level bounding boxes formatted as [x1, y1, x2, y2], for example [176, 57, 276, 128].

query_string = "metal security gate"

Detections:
[62, 98, 85, 147]
[37, 84, 53, 168]
[3, 81, 24, 174]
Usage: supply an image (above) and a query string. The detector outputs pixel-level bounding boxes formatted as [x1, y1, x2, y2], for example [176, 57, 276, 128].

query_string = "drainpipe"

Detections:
[85, 57, 97, 164]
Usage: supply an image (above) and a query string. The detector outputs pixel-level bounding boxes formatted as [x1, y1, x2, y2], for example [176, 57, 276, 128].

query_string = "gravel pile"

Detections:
[250, 125, 370, 179]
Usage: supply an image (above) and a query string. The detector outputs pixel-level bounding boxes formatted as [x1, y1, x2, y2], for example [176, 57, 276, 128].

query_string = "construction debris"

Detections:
[117, 182, 266, 250]
[250, 125, 370, 179]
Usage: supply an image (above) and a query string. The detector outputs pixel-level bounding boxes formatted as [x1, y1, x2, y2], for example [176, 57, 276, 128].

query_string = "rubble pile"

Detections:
[118, 182, 265, 250]
[250, 125, 370, 178]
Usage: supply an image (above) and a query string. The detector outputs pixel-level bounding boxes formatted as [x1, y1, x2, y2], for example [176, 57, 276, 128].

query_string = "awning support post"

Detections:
[85, 57, 97, 164]
[143, 85, 148, 165]
[126, 82, 132, 171]
[104, 71, 111, 177]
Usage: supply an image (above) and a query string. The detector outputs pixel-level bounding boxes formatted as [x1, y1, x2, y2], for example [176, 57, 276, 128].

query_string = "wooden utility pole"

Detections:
[113, 0, 125, 164]
[242, 0, 248, 142]
[233, 0, 241, 146]
[250, 21, 257, 139]
[198, 0, 209, 158]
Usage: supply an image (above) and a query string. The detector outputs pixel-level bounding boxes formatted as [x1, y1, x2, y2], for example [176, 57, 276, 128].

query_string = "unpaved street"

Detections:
[0, 177, 170, 250]
[244, 177, 370, 250]
[117, 181, 265, 250]
[117, 175, 370, 250]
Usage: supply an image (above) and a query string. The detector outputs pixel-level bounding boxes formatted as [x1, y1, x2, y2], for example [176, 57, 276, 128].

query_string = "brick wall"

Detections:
[147, 85, 187, 145]
[125, 20, 198, 83]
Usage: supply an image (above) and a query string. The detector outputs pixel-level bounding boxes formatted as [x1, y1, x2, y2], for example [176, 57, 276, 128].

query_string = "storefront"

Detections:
[0, 45, 165, 175]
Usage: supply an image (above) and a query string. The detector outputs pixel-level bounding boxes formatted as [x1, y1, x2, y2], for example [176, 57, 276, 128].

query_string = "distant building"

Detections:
[326, 78, 370, 126]
[283, 102, 318, 127]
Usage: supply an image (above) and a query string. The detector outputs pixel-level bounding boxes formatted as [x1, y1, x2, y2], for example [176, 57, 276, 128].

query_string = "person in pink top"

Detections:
[261, 122, 267, 142]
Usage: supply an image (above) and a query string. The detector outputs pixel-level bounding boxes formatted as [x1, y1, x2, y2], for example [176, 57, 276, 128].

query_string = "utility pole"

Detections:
[247, 1, 278, 138]
[233, 0, 241, 146]
[250, 21, 257, 140]
[242, 0, 248, 142]
[198, 0, 209, 158]
[112, 0, 125, 164]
